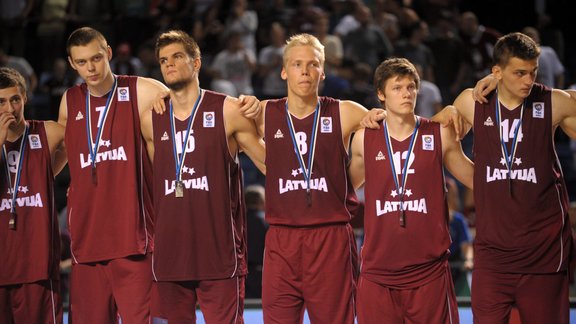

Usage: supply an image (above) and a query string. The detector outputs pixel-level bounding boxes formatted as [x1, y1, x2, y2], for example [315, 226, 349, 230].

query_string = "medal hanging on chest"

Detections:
[170, 89, 203, 198]
[85, 77, 118, 185]
[285, 100, 320, 207]
[383, 117, 420, 227]
[2, 124, 29, 230]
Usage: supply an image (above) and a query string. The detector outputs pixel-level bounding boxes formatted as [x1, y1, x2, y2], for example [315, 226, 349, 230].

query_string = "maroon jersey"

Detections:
[264, 97, 359, 226]
[65, 75, 153, 263]
[152, 90, 246, 281]
[0, 121, 60, 285]
[360, 118, 450, 289]
[473, 84, 571, 273]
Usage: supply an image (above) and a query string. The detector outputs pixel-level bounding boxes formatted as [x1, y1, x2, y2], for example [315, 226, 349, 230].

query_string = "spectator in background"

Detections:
[458, 11, 501, 83]
[245, 185, 268, 299]
[39, 58, 76, 121]
[343, 4, 393, 70]
[110, 42, 143, 76]
[225, 0, 258, 55]
[394, 20, 435, 82]
[522, 26, 565, 89]
[414, 64, 442, 118]
[0, 0, 34, 56]
[211, 31, 257, 96]
[258, 22, 287, 99]
[313, 11, 344, 75]
[136, 40, 163, 81]
[0, 49, 38, 99]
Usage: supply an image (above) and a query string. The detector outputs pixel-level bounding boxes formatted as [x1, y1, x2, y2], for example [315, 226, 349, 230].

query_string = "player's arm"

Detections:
[136, 77, 169, 115]
[441, 123, 474, 189]
[348, 128, 365, 190]
[140, 108, 155, 163]
[237, 94, 262, 120]
[225, 97, 266, 175]
[554, 89, 576, 138]
[253, 100, 268, 138]
[57, 90, 69, 128]
[339, 100, 370, 146]
[44, 121, 67, 176]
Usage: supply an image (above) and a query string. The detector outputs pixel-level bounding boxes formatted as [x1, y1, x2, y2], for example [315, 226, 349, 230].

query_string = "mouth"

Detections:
[87, 75, 99, 82]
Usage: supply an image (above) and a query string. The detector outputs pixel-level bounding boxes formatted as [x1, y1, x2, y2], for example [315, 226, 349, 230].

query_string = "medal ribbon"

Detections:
[285, 100, 320, 201]
[384, 117, 420, 225]
[170, 88, 203, 182]
[86, 76, 118, 171]
[495, 90, 524, 174]
[2, 123, 29, 215]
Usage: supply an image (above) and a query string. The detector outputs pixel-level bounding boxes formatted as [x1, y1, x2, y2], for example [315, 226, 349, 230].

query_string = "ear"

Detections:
[492, 65, 503, 80]
[320, 71, 326, 80]
[107, 45, 113, 61]
[377, 89, 385, 102]
[67, 56, 77, 71]
[281, 67, 287, 80]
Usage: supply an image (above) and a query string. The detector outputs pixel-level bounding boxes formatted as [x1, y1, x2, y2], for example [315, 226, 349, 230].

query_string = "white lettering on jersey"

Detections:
[278, 177, 328, 194]
[485, 166, 537, 183]
[80, 146, 128, 168]
[0, 193, 44, 211]
[164, 177, 209, 195]
[375, 198, 427, 216]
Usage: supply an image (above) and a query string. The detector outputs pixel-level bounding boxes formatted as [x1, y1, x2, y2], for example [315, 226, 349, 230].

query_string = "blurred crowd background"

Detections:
[2, 0, 576, 301]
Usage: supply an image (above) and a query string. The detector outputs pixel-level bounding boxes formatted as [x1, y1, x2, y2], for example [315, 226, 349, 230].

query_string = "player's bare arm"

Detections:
[348, 128, 365, 190]
[339, 100, 369, 147]
[236, 94, 262, 119]
[0, 111, 16, 147]
[44, 121, 67, 175]
[136, 77, 170, 115]
[440, 123, 474, 189]
[224, 97, 266, 174]
[254, 100, 268, 138]
[57, 91, 69, 128]
[140, 108, 154, 163]
[552, 89, 576, 139]
[451, 90, 476, 131]
[472, 74, 498, 103]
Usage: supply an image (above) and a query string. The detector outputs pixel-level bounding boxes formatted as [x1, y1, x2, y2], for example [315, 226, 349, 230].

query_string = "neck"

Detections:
[497, 85, 524, 109]
[7, 119, 26, 142]
[171, 83, 201, 119]
[286, 94, 318, 118]
[88, 72, 115, 97]
[385, 113, 417, 141]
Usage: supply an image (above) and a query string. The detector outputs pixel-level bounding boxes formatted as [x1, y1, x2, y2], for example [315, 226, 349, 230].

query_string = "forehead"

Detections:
[0, 86, 23, 99]
[158, 42, 186, 57]
[386, 75, 416, 86]
[285, 45, 321, 62]
[69, 39, 107, 60]
[503, 57, 538, 71]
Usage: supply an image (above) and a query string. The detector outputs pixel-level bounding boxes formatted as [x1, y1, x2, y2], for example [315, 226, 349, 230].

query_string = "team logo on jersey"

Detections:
[75, 111, 84, 121]
[320, 117, 332, 133]
[422, 135, 434, 151]
[0, 192, 44, 212]
[532, 102, 544, 119]
[484, 116, 494, 126]
[161, 131, 169, 141]
[117, 87, 130, 101]
[274, 129, 284, 139]
[375, 151, 386, 160]
[28, 134, 42, 149]
[203, 112, 215, 127]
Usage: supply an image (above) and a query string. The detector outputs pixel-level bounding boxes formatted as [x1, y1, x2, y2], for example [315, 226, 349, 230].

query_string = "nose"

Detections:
[87, 60, 95, 71]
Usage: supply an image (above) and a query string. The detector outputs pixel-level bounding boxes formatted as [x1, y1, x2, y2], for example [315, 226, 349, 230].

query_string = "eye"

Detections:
[159, 58, 167, 65]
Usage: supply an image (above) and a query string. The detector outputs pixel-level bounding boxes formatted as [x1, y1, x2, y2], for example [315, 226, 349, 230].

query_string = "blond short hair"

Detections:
[283, 33, 325, 66]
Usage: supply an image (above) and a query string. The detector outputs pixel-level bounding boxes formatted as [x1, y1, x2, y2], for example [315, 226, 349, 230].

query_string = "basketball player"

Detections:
[0, 67, 66, 323]
[255, 33, 367, 324]
[348, 58, 473, 323]
[141, 30, 265, 323]
[448, 32, 575, 323]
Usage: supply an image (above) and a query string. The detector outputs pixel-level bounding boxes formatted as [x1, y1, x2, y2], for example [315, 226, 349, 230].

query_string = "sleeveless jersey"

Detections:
[0, 121, 60, 285]
[264, 97, 359, 226]
[65, 75, 153, 263]
[152, 90, 246, 281]
[361, 118, 450, 289]
[473, 84, 571, 273]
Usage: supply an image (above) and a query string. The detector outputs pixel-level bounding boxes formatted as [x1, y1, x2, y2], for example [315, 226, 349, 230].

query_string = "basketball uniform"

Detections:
[357, 118, 458, 324]
[263, 97, 359, 324]
[150, 90, 245, 323]
[471, 84, 571, 323]
[0, 121, 62, 323]
[65, 75, 154, 323]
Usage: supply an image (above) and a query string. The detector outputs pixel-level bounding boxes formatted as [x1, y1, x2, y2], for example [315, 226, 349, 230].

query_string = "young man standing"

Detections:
[58, 27, 168, 323]
[141, 30, 265, 323]
[256, 33, 368, 324]
[0, 67, 66, 323]
[454, 32, 575, 323]
[348, 58, 473, 323]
